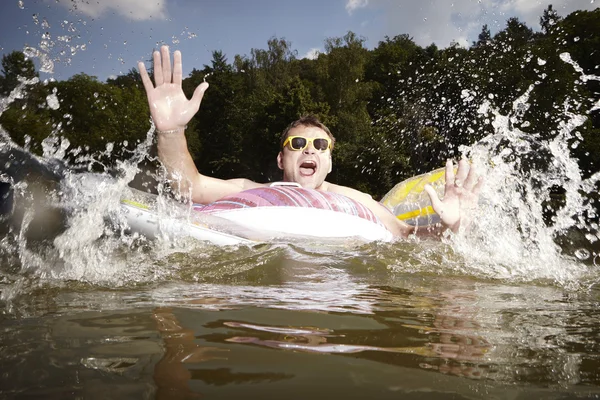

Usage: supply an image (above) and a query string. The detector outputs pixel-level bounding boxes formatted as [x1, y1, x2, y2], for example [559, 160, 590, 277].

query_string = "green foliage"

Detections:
[540, 5, 562, 35]
[1, 70, 150, 171]
[0, 51, 38, 95]
[0, 7, 598, 198]
[473, 25, 492, 47]
[106, 68, 143, 89]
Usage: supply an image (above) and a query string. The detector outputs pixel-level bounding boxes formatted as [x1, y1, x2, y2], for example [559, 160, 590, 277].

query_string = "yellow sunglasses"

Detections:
[283, 136, 332, 151]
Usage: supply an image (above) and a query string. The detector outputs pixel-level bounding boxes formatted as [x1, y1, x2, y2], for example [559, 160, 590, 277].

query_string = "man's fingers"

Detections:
[444, 159, 455, 192]
[424, 184, 444, 215]
[138, 61, 153, 92]
[173, 50, 183, 85]
[161, 45, 172, 84]
[153, 50, 163, 85]
[463, 164, 478, 190]
[190, 82, 209, 111]
[455, 158, 469, 184]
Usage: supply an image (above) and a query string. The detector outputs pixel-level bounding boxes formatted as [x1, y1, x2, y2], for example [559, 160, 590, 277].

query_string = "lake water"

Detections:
[1, 223, 600, 399]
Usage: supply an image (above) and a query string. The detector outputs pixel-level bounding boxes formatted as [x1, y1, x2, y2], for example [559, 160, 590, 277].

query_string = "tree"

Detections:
[553, 9, 600, 175]
[313, 32, 378, 191]
[0, 51, 48, 151]
[247, 76, 333, 182]
[473, 24, 492, 47]
[365, 34, 422, 113]
[247, 37, 297, 91]
[495, 17, 534, 47]
[540, 4, 562, 34]
[0, 51, 38, 95]
[184, 51, 245, 177]
[209, 50, 231, 73]
[106, 68, 143, 89]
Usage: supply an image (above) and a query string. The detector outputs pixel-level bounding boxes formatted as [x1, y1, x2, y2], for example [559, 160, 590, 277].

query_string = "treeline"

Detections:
[1, 6, 598, 198]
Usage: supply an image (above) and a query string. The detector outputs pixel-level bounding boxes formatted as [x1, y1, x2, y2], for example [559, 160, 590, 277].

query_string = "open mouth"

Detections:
[299, 160, 317, 176]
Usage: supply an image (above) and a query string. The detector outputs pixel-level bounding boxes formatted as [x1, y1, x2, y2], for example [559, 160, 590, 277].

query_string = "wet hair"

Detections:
[280, 115, 336, 151]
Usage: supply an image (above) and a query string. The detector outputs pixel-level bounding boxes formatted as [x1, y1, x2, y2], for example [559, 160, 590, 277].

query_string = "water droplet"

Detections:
[46, 93, 60, 110]
[574, 248, 590, 260]
[423, 18, 427, 22]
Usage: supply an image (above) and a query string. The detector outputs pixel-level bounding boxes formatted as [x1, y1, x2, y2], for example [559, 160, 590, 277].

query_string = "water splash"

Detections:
[45, 88, 59, 110]
[0, 76, 40, 115]
[441, 59, 599, 288]
[23, 46, 55, 74]
[373, 47, 600, 288]
[0, 75, 164, 299]
[560, 52, 600, 112]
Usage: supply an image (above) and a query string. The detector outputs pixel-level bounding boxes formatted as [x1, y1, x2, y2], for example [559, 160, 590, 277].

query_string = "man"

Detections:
[138, 46, 482, 238]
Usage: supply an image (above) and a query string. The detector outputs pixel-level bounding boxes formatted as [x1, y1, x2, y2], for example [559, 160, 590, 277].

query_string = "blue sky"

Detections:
[0, 0, 597, 82]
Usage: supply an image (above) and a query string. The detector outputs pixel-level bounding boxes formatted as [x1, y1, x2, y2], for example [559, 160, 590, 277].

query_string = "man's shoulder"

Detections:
[227, 178, 267, 190]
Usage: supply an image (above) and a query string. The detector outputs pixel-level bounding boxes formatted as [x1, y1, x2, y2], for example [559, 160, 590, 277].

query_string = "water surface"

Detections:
[2, 240, 599, 399]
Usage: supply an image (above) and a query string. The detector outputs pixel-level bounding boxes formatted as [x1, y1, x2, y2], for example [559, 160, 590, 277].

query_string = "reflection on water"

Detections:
[1, 246, 600, 398]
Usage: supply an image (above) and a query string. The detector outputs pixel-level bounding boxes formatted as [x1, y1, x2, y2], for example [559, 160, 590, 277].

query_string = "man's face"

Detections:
[277, 125, 332, 189]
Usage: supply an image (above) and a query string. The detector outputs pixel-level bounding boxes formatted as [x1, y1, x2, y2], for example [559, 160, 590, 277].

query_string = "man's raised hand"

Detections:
[138, 45, 208, 132]
[424, 159, 483, 233]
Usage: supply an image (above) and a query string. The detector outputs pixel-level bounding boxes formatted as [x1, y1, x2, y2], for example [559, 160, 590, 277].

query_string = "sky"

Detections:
[0, 0, 597, 82]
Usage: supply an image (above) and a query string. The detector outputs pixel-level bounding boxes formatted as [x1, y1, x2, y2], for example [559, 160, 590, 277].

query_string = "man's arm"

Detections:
[324, 183, 414, 237]
[139, 46, 258, 204]
[155, 128, 260, 204]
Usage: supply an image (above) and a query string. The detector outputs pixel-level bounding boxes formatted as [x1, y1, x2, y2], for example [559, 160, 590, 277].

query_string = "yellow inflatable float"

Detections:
[381, 167, 446, 226]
